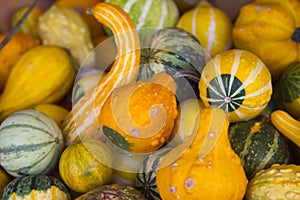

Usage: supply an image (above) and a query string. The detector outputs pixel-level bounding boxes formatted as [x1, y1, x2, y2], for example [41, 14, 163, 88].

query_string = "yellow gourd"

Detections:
[0, 167, 11, 197]
[62, 2, 140, 146]
[0, 45, 75, 122]
[59, 139, 113, 194]
[0, 33, 40, 91]
[98, 72, 177, 153]
[176, 1, 232, 60]
[232, 0, 300, 80]
[156, 107, 247, 199]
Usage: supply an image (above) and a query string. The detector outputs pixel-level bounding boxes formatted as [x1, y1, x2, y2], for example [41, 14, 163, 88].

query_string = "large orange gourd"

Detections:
[62, 2, 141, 146]
[156, 107, 248, 199]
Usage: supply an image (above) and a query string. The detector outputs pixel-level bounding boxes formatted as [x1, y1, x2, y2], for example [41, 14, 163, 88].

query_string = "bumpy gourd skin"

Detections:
[156, 107, 248, 200]
[232, 0, 300, 80]
[245, 164, 300, 200]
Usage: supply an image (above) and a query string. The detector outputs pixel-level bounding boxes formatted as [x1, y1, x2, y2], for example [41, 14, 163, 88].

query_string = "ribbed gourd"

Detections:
[156, 107, 248, 200]
[229, 118, 292, 179]
[1, 174, 70, 200]
[199, 49, 273, 122]
[0, 109, 64, 177]
[245, 164, 300, 200]
[62, 2, 141, 146]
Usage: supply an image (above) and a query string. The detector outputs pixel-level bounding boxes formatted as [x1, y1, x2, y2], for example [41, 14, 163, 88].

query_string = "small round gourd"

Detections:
[199, 49, 272, 122]
[1, 174, 70, 200]
[229, 118, 292, 179]
[0, 109, 64, 177]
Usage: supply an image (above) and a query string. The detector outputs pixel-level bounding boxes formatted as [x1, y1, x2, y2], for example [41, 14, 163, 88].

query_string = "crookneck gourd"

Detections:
[156, 107, 248, 200]
[62, 2, 141, 146]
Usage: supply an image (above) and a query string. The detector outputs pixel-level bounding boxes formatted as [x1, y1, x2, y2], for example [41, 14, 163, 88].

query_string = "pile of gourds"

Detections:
[0, 0, 300, 199]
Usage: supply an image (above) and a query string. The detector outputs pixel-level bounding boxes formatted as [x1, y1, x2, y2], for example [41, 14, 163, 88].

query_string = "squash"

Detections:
[98, 72, 177, 153]
[0, 109, 64, 177]
[156, 107, 248, 199]
[38, 5, 94, 67]
[59, 139, 113, 194]
[1, 174, 70, 200]
[11, 6, 43, 37]
[271, 109, 300, 148]
[54, 0, 104, 38]
[103, 0, 179, 36]
[0, 167, 11, 197]
[0, 45, 75, 122]
[176, 1, 232, 60]
[62, 2, 141, 146]
[169, 98, 205, 146]
[245, 164, 300, 200]
[199, 49, 273, 122]
[0, 32, 40, 91]
[275, 61, 300, 118]
[75, 183, 146, 200]
[136, 147, 173, 200]
[228, 117, 292, 179]
[137, 27, 206, 101]
[232, 0, 300, 80]
[33, 103, 70, 128]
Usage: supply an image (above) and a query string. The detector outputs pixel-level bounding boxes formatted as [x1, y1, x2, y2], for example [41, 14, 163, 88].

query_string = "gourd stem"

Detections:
[292, 28, 300, 43]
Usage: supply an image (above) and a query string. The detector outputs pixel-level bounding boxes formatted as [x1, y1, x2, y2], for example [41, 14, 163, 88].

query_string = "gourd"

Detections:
[275, 61, 300, 118]
[199, 49, 273, 122]
[0, 109, 64, 177]
[38, 5, 94, 67]
[137, 27, 206, 101]
[1, 174, 70, 200]
[54, 0, 104, 38]
[62, 2, 141, 146]
[98, 72, 178, 153]
[75, 183, 146, 200]
[59, 139, 113, 194]
[156, 107, 248, 200]
[228, 117, 292, 179]
[245, 164, 300, 200]
[0, 45, 75, 122]
[0, 32, 40, 91]
[232, 0, 300, 80]
[136, 147, 173, 200]
[104, 0, 179, 36]
[11, 6, 42, 37]
[176, 1, 232, 60]
[33, 103, 70, 128]
[0, 167, 11, 197]
[271, 109, 300, 148]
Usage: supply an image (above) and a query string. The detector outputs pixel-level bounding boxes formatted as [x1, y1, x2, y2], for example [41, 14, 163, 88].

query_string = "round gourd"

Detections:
[137, 27, 206, 102]
[199, 49, 273, 122]
[1, 174, 70, 200]
[98, 72, 178, 153]
[229, 118, 292, 179]
[104, 0, 179, 35]
[156, 108, 248, 200]
[75, 183, 146, 200]
[136, 147, 172, 200]
[275, 62, 300, 118]
[245, 164, 300, 200]
[59, 139, 113, 194]
[232, 0, 300, 80]
[176, 1, 232, 59]
[0, 109, 64, 177]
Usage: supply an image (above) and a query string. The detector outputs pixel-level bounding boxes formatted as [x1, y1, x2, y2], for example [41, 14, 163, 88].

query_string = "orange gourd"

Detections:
[62, 2, 141, 146]
[156, 107, 248, 199]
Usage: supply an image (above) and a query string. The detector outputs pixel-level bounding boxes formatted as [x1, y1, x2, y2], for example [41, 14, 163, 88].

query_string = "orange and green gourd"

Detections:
[199, 49, 272, 122]
[156, 107, 248, 200]
[62, 2, 141, 146]
[232, 0, 300, 80]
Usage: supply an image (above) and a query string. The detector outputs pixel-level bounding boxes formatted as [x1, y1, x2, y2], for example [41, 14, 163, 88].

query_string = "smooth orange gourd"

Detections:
[62, 2, 141, 146]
